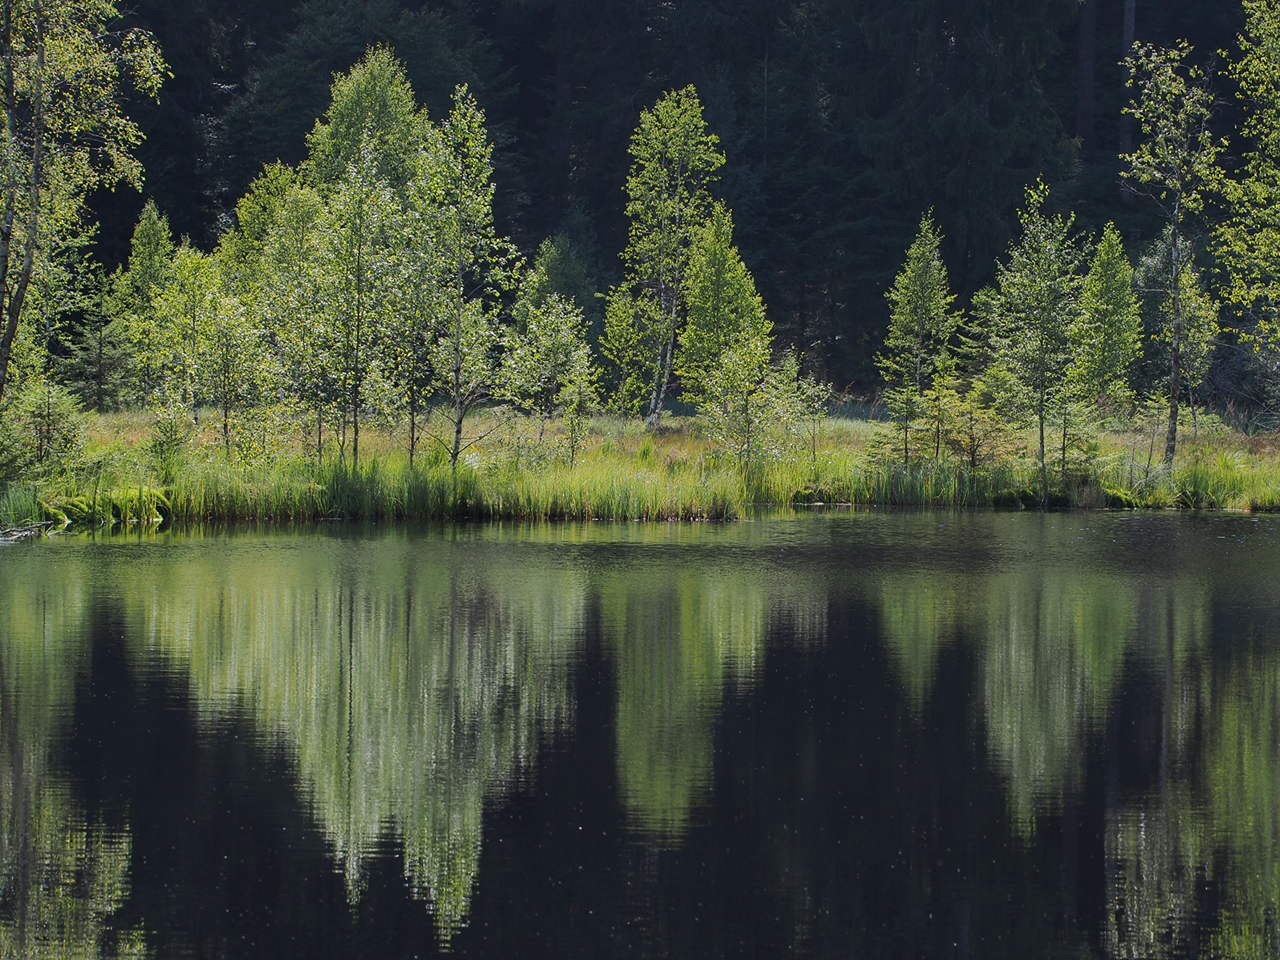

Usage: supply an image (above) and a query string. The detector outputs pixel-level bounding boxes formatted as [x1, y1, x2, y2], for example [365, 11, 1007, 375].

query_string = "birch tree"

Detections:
[602, 86, 724, 425]
[1122, 40, 1223, 465]
[309, 142, 395, 470]
[0, 0, 166, 400]
[419, 86, 517, 491]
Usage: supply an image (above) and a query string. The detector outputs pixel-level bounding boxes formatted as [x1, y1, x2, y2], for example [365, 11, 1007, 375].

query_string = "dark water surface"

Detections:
[2, 513, 1279, 958]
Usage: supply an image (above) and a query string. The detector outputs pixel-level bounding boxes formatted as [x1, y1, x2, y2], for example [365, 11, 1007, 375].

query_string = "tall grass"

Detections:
[14, 412, 1280, 530]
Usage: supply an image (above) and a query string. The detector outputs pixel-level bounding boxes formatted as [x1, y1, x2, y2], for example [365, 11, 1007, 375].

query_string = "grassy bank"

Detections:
[4, 411, 1280, 529]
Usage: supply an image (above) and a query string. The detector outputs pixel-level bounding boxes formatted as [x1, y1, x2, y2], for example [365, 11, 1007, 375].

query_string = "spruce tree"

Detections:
[113, 201, 175, 403]
[986, 183, 1085, 505]
[877, 212, 959, 465]
[677, 203, 769, 407]
[1071, 223, 1141, 413]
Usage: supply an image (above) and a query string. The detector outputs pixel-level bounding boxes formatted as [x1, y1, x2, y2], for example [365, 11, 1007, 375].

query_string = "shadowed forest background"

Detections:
[91, 0, 1241, 392]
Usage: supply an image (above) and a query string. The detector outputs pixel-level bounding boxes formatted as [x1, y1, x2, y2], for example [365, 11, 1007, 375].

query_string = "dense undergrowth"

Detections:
[4, 411, 1280, 531]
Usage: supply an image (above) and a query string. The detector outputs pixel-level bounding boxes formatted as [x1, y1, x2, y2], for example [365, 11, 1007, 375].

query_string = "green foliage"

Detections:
[602, 87, 725, 426]
[307, 139, 397, 469]
[0, 0, 166, 401]
[983, 182, 1085, 501]
[877, 211, 961, 464]
[0, 379, 85, 478]
[677, 203, 769, 406]
[198, 270, 268, 456]
[304, 46, 424, 191]
[417, 85, 519, 480]
[1218, 0, 1280, 342]
[153, 245, 220, 408]
[696, 337, 805, 481]
[502, 278, 597, 430]
[112, 201, 176, 403]
[60, 309, 131, 413]
[1071, 223, 1141, 412]
[1161, 262, 1221, 401]
[1123, 39, 1225, 465]
[147, 404, 196, 486]
[1122, 41, 1224, 225]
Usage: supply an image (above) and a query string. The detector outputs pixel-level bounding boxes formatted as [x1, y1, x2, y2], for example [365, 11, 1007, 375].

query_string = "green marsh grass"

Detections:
[9, 410, 1280, 530]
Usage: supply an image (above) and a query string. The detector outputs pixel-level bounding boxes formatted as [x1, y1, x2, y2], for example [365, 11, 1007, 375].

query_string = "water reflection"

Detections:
[0, 515, 1278, 957]
[119, 536, 585, 942]
[0, 562, 144, 958]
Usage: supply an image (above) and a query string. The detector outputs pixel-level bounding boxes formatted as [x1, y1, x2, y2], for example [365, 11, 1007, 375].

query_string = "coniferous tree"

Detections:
[985, 183, 1085, 504]
[60, 307, 130, 412]
[677, 203, 769, 406]
[602, 87, 725, 425]
[877, 212, 959, 465]
[1071, 223, 1142, 413]
[113, 201, 175, 403]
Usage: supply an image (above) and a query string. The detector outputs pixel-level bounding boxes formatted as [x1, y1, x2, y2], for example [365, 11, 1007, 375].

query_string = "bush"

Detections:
[0, 379, 85, 478]
[147, 405, 195, 485]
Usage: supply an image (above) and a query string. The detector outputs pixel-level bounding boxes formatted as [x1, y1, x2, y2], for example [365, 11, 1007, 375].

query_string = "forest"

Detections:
[4, 0, 1280, 523]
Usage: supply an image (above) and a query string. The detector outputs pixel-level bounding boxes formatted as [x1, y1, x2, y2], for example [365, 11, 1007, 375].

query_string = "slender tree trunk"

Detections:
[0, 0, 17, 402]
[1164, 231, 1182, 468]
[645, 317, 676, 429]
[1164, 345, 1181, 467]
[351, 385, 360, 472]
[1061, 409, 1069, 487]
[451, 403, 464, 504]
[223, 399, 231, 456]
[0, 0, 43, 403]
[1038, 395, 1048, 507]
[408, 392, 418, 470]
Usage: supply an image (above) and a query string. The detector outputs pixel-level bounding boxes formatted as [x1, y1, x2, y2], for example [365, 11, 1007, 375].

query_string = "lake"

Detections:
[1, 513, 1278, 958]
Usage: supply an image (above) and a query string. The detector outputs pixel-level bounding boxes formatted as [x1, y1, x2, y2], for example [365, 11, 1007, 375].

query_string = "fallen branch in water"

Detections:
[0, 522, 55, 543]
